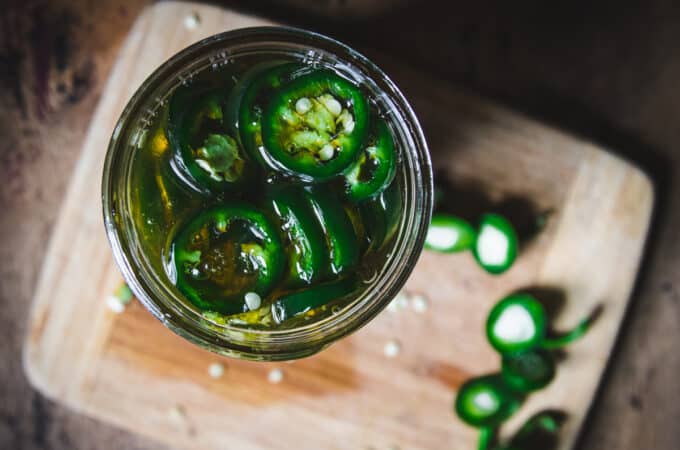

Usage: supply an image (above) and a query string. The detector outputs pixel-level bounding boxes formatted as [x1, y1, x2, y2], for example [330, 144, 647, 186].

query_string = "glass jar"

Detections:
[102, 27, 432, 361]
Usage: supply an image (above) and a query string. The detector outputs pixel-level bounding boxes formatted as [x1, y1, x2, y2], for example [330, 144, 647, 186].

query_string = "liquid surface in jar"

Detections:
[129, 53, 404, 330]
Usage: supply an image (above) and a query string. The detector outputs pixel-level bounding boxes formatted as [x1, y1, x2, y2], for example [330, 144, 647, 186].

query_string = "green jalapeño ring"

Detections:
[102, 27, 432, 361]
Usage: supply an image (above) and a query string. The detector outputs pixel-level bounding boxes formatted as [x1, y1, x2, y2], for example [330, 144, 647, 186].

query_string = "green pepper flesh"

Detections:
[486, 294, 547, 355]
[344, 119, 396, 201]
[473, 213, 519, 275]
[425, 214, 477, 253]
[173, 204, 283, 315]
[235, 63, 306, 169]
[271, 277, 357, 324]
[168, 85, 250, 192]
[269, 188, 329, 287]
[455, 374, 523, 428]
[501, 349, 556, 392]
[262, 70, 369, 180]
[304, 188, 359, 275]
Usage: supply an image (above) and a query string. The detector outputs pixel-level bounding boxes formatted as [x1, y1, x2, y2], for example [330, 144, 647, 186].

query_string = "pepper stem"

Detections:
[478, 427, 497, 450]
[540, 305, 602, 349]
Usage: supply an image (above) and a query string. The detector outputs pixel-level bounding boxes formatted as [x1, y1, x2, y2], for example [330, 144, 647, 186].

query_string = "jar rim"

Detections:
[102, 26, 433, 360]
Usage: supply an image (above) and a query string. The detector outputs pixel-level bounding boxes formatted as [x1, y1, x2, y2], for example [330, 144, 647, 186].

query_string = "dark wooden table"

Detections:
[1, 1, 679, 448]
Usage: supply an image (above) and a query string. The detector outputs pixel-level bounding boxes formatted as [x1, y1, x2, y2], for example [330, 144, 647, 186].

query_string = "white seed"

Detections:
[320, 95, 342, 116]
[339, 109, 355, 133]
[244, 292, 262, 310]
[183, 12, 200, 30]
[386, 290, 409, 313]
[295, 97, 312, 114]
[208, 362, 225, 379]
[411, 294, 429, 313]
[268, 368, 284, 384]
[106, 295, 126, 314]
[384, 340, 401, 358]
[318, 144, 335, 161]
[395, 292, 409, 310]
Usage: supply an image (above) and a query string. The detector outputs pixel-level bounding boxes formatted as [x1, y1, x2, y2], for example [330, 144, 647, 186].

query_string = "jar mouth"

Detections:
[102, 26, 433, 360]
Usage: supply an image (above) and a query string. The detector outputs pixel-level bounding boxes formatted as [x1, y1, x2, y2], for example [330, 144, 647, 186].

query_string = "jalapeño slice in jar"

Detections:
[236, 63, 306, 168]
[173, 204, 283, 315]
[168, 85, 249, 192]
[261, 70, 369, 180]
[224, 61, 285, 138]
[269, 187, 329, 287]
[343, 119, 397, 201]
[271, 276, 357, 324]
[359, 178, 402, 252]
[304, 188, 360, 275]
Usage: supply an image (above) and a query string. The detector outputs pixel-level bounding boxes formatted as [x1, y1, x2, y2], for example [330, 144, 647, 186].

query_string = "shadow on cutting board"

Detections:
[431, 170, 547, 247]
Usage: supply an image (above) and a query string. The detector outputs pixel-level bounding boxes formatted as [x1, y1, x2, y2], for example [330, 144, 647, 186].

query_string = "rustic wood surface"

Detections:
[1, 1, 679, 449]
[20, 3, 653, 450]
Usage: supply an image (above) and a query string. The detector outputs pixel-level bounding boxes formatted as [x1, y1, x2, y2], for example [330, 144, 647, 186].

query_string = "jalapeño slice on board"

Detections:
[173, 204, 283, 315]
[269, 187, 328, 287]
[486, 294, 547, 355]
[501, 349, 556, 393]
[507, 410, 563, 449]
[425, 214, 477, 253]
[473, 213, 519, 274]
[343, 119, 397, 201]
[261, 70, 369, 179]
[167, 85, 249, 192]
[487, 293, 595, 354]
[454, 374, 523, 428]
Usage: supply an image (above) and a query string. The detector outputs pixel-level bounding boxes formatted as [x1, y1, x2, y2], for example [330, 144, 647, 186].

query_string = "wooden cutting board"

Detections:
[23, 2, 654, 450]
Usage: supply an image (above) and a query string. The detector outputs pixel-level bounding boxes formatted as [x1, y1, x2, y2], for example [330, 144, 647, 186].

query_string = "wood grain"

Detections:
[22, 2, 653, 450]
